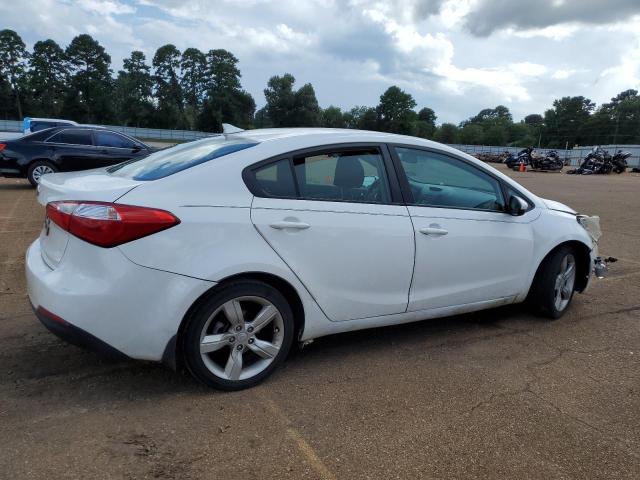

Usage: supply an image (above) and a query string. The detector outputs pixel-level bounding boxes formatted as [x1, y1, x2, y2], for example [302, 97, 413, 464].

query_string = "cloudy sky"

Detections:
[3, 0, 640, 123]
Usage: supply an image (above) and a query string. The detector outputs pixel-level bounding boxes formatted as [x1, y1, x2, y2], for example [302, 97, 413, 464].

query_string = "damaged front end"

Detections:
[576, 215, 611, 279]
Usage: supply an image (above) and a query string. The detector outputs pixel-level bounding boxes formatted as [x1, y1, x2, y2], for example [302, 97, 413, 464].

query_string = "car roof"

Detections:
[233, 127, 417, 143]
[21, 125, 144, 144]
[28, 118, 78, 124]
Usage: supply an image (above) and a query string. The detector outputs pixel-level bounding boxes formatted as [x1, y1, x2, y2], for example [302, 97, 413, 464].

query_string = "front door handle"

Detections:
[269, 221, 310, 230]
[419, 227, 448, 236]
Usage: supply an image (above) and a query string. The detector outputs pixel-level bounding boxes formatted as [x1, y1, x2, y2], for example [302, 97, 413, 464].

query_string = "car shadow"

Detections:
[0, 182, 33, 191]
[287, 303, 537, 362]
[6, 304, 541, 400]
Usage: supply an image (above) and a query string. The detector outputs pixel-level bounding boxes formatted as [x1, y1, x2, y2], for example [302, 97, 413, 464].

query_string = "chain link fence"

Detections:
[448, 144, 640, 167]
[1, 119, 639, 167]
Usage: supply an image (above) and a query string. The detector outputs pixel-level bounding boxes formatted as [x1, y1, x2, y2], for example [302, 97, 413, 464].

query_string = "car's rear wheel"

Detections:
[183, 280, 294, 390]
[528, 247, 577, 319]
[27, 161, 58, 186]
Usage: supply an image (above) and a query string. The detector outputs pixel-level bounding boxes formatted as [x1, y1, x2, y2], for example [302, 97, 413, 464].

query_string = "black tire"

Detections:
[27, 160, 58, 187]
[527, 246, 577, 319]
[183, 280, 295, 390]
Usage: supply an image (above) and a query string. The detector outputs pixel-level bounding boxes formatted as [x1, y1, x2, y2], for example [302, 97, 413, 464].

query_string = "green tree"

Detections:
[415, 107, 437, 138]
[114, 51, 154, 127]
[153, 44, 184, 128]
[0, 29, 29, 119]
[64, 34, 113, 123]
[263, 74, 320, 127]
[321, 106, 346, 128]
[180, 48, 206, 129]
[0, 76, 14, 119]
[253, 106, 272, 128]
[27, 39, 68, 117]
[263, 74, 296, 127]
[377, 86, 417, 134]
[459, 123, 484, 144]
[198, 49, 255, 132]
[291, 83, 321, 126]
[343, 105, 377, 130]
[595, 89, 640, 144]
[435, 123, 459, 144]
[543, 96, 595, 147]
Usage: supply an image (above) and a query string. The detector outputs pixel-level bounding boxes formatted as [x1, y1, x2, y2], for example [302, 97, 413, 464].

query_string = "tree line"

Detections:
[1, 29, 639, 147]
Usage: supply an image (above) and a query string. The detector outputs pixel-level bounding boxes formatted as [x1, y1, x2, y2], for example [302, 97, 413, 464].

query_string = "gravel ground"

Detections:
[0, 166, 639, 479]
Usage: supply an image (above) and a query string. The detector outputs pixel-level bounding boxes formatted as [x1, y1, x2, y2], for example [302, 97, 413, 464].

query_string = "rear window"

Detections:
[47, 129, 93, 146]
[21, 129, 57, 142]
[108, 136, 257, 180]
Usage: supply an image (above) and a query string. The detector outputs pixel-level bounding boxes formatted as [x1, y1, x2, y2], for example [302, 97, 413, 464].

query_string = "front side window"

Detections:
[94, 131, 136, 149]
[293, 148, 391, 203]
[109, 136, 257, 180]
[47, 129, 93, 146]
[395, 147, 504, 211]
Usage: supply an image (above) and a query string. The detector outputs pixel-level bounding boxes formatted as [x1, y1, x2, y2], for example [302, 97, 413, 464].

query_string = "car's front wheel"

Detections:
[528, 246, 577, 319]
[27, 160, 58, 186]
[183, 280, 295, 390]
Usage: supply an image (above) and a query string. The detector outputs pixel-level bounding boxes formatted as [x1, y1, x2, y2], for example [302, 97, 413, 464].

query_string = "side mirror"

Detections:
[132, 145, 142, 152]
[507, 195, 528, 216]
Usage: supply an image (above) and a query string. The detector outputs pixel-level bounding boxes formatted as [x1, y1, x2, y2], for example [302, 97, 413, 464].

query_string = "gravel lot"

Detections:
[1, 166, 639, 479]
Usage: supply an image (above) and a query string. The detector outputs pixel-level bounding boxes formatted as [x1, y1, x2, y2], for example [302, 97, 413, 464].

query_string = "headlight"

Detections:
[577, 215, 602, 243]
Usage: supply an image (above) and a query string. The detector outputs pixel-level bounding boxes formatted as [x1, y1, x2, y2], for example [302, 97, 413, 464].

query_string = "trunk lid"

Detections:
[37, 169, 143, 206]
[37, 170, 144, 269]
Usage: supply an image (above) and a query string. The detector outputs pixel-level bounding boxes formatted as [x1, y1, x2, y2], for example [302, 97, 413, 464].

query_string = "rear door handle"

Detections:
[419, 227, 448, 236]
[269, 221, 310, 230]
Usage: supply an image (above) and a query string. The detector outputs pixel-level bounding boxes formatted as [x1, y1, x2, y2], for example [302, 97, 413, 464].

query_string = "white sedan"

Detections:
[26, 128, 604, 390]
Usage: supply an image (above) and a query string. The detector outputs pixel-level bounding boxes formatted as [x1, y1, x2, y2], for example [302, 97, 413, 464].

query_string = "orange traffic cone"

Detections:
[519, 162, 526, 172]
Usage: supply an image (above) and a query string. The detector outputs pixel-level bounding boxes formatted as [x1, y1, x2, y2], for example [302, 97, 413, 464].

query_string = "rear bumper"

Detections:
[32, 303, 129, 360]
[26, 237, 215, 361]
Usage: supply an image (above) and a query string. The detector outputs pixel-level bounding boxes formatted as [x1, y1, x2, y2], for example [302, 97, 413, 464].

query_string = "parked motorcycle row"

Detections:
[474, 146, 635, 175]
[504, 147, 565, 171]
[566, 146, 631, 175]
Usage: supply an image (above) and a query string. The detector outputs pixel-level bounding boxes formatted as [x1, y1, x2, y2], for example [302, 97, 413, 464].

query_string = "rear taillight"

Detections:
[46, 201, 180, 248]
[0, 143, 6, 151]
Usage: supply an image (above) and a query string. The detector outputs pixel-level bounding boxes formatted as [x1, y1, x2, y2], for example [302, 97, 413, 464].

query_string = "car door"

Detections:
[45, 129, 98, 172]
[390, 145, 537, 312]
[248, 145, 415, 322]
[93, 130, 146, 166]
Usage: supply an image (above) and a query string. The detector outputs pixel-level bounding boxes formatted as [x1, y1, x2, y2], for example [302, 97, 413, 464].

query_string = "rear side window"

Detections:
[253, 159, 297, 197]
[47, 129, 93, 146]
[21, 130, 56, 142]
[108, 136, 257, 180]
[94, 131, 136, 149]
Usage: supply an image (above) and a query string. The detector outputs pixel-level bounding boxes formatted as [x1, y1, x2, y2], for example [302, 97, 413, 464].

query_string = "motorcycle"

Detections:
[530, 150, 564, 171]
[505, 147, 533, 169]
[567, 146, 613, 175]
[611, 150, 631, 174]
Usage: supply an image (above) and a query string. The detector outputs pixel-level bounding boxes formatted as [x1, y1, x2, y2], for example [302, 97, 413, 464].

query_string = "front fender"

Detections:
[519, 209, 596, 300]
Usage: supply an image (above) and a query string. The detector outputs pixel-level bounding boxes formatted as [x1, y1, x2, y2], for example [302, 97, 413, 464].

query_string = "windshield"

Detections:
[108, 136, 258, 180]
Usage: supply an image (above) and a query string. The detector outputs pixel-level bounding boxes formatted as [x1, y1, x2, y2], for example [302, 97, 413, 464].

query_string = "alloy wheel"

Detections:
[31, 165, 55, 183]
[553, 253, 576, 312]
[199, 296, 284, 381]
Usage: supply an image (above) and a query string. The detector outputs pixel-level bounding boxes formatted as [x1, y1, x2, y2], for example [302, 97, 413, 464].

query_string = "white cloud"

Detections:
[552, 69, 575, 80]
[508, 24, 581, 40]
[1, 0, 640, 124]
[77, 0, 136, 16]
